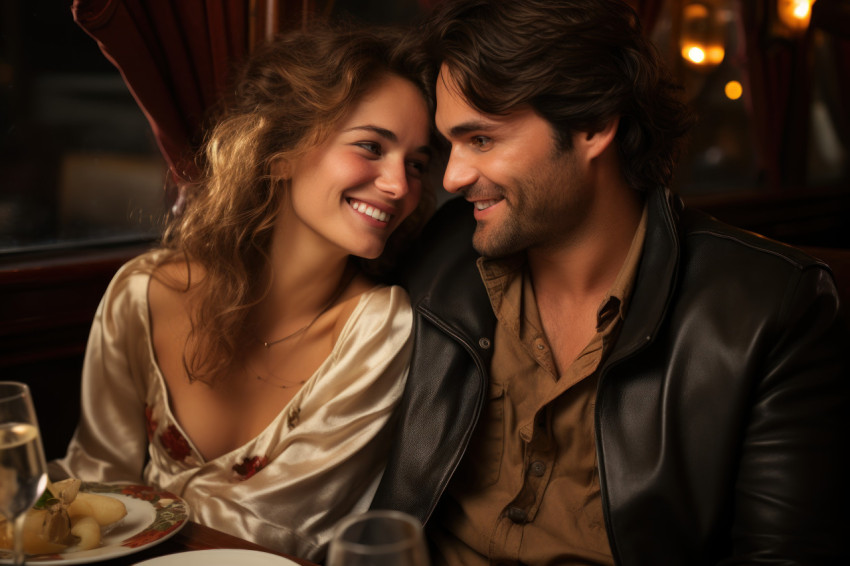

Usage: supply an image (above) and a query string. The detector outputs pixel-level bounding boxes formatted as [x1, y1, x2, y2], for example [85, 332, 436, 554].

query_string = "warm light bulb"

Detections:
[704, 46, 726, 65]
[688, 46, 706, 63]
[680, 2, 727, 68]
[724, 80, 743, 100]
[777, 0, 814, 32]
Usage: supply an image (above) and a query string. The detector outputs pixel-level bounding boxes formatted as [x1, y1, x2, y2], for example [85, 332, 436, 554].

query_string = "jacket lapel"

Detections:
[606, 186, 681, 367]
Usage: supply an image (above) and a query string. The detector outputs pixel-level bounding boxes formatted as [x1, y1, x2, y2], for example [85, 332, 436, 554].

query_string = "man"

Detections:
[370, 0, 850, 564]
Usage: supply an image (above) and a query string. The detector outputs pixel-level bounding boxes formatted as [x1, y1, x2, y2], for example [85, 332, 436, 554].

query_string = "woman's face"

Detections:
[277, 74, 431, 260]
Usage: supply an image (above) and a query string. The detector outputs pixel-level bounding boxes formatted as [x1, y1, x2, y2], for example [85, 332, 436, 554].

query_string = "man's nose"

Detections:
[442, 148, 479, 193]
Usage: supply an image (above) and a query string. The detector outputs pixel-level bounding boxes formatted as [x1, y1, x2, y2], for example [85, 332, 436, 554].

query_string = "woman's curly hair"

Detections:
[153, 23, 436, 386]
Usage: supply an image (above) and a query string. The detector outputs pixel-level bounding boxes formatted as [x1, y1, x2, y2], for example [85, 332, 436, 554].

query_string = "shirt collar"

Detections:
[476, 201, 648, 334]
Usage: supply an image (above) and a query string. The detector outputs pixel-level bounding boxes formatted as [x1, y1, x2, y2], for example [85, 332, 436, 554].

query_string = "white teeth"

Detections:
[475, 199, 499, 211]
[350, 200, 390, 223]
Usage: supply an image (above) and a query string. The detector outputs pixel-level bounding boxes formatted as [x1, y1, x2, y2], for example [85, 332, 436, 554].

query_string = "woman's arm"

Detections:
[50, 259, 152, 484]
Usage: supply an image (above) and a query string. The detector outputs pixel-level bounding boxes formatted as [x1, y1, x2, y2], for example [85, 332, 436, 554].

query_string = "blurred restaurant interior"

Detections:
[0, 0, 848, 457]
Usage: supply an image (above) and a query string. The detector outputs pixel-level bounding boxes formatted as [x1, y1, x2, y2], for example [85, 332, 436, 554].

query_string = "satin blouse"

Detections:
[51, 253, 413, 562]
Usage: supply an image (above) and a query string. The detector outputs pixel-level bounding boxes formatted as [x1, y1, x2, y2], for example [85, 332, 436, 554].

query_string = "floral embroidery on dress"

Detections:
[159, 425, 191, 462]
[232, 455, 269, 480]
[144, 405, 157, 441]
[287, 405, 301, 429]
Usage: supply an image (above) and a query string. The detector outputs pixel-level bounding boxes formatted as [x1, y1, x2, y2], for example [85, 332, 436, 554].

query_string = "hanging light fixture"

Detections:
[776, 0, 815, 34]
[680, 2, 727, 68]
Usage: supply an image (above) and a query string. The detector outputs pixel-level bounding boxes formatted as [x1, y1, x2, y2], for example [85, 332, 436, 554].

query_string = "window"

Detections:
[0, 2, 167, 255]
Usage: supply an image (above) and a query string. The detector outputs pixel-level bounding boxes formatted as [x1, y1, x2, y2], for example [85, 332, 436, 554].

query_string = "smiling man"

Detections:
[370, 1, 850, 565]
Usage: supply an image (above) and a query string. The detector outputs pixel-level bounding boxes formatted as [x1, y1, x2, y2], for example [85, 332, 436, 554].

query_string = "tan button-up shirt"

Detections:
[430, 206, 647, 566]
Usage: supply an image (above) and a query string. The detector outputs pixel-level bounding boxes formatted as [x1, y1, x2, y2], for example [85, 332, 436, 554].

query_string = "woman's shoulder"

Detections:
[100, 250, 161, 306]
[147, 253, 206, 314]
[340, 274, 409, 316]
[331, 277, 411, 345]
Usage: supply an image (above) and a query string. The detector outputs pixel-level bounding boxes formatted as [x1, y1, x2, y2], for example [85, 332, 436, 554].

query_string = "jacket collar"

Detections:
[607, 186, 681, 365]
[409, 197, 498, 353]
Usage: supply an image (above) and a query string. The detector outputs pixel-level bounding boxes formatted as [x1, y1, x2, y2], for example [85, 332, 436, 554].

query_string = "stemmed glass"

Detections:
[0, 382, 49, 565]
[327, 510, 430, 566]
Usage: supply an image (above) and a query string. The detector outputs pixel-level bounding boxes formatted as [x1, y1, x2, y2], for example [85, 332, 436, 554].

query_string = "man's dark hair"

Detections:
[424, 0, 693, 191]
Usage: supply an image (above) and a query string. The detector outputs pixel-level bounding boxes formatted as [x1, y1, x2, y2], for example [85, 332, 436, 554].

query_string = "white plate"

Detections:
[0, 482, 189, 565]
[134, 549, 300, 566]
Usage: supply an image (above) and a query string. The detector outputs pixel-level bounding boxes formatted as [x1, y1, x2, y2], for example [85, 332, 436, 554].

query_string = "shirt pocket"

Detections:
[457, 383, 505, 489]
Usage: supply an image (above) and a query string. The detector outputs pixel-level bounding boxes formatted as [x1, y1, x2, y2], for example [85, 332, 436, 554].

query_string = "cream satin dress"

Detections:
[50, 253, 412, 562]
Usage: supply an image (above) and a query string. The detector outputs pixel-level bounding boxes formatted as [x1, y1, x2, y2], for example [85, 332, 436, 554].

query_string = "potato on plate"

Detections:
[0, 478, 127, 554]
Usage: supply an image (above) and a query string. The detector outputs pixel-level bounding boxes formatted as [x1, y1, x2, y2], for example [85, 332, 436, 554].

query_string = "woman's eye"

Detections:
[356, 141, 382, 156]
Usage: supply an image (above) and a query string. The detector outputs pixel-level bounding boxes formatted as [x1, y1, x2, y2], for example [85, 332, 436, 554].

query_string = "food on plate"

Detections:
[0, 478, 127, 554]
[67, 489, 128, 527]
[70, 515, 101, 550]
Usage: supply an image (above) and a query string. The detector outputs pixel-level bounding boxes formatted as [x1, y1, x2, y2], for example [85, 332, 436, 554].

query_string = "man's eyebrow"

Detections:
[446, 120, 498, 139]
[345, 125, 432, 156]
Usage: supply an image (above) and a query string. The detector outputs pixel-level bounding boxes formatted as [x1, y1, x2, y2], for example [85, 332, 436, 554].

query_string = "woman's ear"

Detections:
[271, 157, 291, 180]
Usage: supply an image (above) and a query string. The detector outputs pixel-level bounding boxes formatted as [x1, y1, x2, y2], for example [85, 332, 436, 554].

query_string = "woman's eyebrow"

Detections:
[345, 125, 397, 141]
[345, 125, 432, 156]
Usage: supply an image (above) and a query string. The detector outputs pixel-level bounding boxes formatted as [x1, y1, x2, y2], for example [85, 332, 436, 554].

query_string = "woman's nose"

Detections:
[375, 160, 410, 199]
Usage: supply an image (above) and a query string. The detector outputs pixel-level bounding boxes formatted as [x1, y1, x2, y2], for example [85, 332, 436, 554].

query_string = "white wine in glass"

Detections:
[0, 382, 49, 566]
[327, 510, 430, 566]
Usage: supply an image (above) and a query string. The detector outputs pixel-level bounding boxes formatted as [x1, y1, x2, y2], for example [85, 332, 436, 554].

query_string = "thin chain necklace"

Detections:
[253, 267, 357, 388]
[258, 266, 356, 349]
[261, 325, 310, 348]
[255, 373, 306, 389]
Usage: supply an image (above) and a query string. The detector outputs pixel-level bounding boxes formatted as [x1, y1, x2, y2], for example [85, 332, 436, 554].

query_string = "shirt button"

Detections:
[478, 337, 491, 349]
[530, 460, 546, 477]
[506, 506, 528, 524]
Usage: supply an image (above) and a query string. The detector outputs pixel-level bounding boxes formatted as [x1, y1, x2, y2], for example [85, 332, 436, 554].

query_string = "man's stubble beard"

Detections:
[471, 152, 586, 259]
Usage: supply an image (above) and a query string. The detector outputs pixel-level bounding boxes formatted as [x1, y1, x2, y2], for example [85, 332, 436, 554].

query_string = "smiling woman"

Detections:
[279, 74, 430, 261]
[48, 24, 436, 564]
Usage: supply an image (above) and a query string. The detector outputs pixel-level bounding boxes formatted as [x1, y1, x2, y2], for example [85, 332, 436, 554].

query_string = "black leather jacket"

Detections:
[371, 186, 850, 565]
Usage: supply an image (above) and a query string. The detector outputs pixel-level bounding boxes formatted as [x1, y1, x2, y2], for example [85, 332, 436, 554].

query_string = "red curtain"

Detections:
[71, 0, 314, 197]
[739, 0, 812, 189]
[71, 0, 250, 186]
[736, 0, 850, 190]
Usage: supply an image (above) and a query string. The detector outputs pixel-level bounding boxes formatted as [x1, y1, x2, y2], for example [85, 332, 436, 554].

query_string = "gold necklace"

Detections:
[254, 373, 306, 389]
[261, 325, 309, 348]
[258, 267, 357, 348]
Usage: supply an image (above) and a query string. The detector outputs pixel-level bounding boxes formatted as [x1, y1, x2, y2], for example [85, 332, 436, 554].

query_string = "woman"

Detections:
[52, 24, 435, 561]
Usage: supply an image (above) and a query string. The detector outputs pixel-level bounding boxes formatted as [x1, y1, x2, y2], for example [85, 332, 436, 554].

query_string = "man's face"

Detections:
[434, 65, 593, 258]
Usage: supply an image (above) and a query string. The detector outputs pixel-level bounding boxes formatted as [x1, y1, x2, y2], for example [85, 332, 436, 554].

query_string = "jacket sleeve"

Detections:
[727, 264, 850, 563]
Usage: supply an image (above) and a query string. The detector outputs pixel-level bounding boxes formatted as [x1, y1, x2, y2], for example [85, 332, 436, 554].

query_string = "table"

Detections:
[95, 521, 317, 565]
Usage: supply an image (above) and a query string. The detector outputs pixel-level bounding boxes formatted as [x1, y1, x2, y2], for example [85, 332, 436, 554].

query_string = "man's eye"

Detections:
[356, 141, 382, 155]
[471, 136, 491, 149]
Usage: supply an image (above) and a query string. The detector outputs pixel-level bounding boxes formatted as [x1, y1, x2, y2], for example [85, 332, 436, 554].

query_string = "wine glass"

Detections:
[327, 510, 430, 566]
[0, 382, 49, 566]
